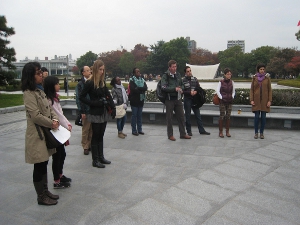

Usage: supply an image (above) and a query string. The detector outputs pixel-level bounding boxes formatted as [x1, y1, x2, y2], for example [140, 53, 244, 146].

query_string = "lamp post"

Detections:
[66, 55, 69, 97]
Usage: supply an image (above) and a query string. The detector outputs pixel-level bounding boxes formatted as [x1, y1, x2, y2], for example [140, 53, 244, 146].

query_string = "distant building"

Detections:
[227, 40, 245, 53]
[13, 54, 76, 78]
[186, 37, 197, 52]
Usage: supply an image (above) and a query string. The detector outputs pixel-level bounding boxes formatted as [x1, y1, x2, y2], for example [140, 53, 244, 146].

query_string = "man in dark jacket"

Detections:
[161, 60, 191, 141]
[75, 66, 92, 155]
[182, 66, 210, 136]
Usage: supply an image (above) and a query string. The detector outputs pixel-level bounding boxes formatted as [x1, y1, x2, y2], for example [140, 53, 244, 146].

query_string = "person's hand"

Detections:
[52, 120, 59, 129]
[267, 101, 271, 107]
[251, 101, 255, 106]
[68, 124, 72, 131]
[175, 87, 182, 92]
[123, 104, 127, 110]
[81, 114, 86, 120]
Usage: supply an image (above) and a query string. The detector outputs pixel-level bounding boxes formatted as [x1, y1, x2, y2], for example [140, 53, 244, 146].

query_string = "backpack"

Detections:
[156, 75, 169, 104]
[192, 86, 206, 108]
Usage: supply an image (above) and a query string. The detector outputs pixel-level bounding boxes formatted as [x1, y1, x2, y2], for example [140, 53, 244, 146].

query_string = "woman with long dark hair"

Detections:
[79, 60, 115, 168]
[44, 76, 72, 188]
[110, 76, 128, 139]
[21, 61, 59, 205]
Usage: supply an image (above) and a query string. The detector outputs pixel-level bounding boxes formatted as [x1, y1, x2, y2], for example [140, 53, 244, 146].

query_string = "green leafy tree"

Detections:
[147, 37, 190, 75]
[164, 37, 190, 74]
[76, 51, 98, 70]
[250, 46, 278, 70]
[218, 45, 244, 77]
[0, 15, 17, 86]
[118, 52, 135, 75]
[147, 40, 167, 74]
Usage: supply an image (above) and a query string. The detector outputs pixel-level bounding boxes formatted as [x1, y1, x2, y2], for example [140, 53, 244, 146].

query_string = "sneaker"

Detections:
[53, 182, 70, 189]
[60, 175, 72, 183]
[187, 132, 193, 136]
[254, 133, 258, 139]
[260, 133, 264, 139]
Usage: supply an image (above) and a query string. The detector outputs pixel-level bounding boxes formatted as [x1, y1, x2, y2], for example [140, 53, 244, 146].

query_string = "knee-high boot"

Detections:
[219, 119, 224, 138]
[33, 180, 57, 205]
[225, 119, 231, 137]
[99, 142, 111, 164]
[42, 174, 59, 200]
[91, 145, 105, 168]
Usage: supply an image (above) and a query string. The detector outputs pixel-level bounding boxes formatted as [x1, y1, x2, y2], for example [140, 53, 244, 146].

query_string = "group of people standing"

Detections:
[22, 58, 271, 206]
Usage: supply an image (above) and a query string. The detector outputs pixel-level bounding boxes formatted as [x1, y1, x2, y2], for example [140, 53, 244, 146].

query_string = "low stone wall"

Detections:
[60, 100, 300, 130]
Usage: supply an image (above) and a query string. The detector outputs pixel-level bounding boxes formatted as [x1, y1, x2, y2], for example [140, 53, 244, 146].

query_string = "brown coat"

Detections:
[250, 75, 272, 113]
[23, 89, 58, 164]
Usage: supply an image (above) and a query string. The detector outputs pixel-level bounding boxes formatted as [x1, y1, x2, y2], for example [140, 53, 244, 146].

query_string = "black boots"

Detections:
[99, 142, 111, 164]
[42, 174, 59, 200]
[91, 145, 105, 168]
[34, 174, 58, 205]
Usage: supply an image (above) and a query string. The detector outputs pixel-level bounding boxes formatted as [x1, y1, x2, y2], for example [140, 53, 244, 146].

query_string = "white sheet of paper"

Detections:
[50, 125, 71, 144]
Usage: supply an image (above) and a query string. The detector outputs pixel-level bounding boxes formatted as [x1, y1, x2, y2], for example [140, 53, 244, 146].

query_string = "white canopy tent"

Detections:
[186, 63, 220, 80]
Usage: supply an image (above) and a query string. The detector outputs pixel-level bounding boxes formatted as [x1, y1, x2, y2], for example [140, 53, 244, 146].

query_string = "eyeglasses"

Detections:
[35, 70, 42, 75]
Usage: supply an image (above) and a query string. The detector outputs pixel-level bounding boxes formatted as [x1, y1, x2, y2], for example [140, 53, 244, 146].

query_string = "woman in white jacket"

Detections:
[44, 76, 72, 189]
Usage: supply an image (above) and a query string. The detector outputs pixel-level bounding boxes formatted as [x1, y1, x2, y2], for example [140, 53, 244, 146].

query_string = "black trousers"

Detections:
[91, 122, 107, 145]
[33, 160, 48, 182]
[52, 144, 66, 181]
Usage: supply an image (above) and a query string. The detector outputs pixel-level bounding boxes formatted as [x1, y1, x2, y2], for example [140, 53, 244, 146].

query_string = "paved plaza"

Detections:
[0, 110, 300, 224]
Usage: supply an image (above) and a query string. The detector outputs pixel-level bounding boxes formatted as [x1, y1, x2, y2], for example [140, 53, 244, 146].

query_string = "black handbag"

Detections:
[35, 124, 62, 149]
[75, 114, 83, 126]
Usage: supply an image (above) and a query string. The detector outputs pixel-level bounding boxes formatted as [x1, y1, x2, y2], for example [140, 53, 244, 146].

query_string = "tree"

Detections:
[71, 66, 79, 75]
[189, 48, 219, 65]
[218, 45, 244, 77]
[0, 15, 16, 86]
[131, 44, 149, 63]
[98, 50, 126, 76]
[285, 56, 300, 77]
[163, 37, 190, 74]
[118, 52, 135, 75]
[147, 37, 190, 75]
[76, 51, 98, 70]
[266, 57, 286, 77]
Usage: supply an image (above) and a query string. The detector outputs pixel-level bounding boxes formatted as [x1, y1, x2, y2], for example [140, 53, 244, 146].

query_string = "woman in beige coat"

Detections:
[250, 64, 272, 139]
[21, 62, 60, 205]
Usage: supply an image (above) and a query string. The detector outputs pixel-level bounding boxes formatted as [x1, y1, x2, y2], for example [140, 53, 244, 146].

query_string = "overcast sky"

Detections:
[1, 0, 300, 61]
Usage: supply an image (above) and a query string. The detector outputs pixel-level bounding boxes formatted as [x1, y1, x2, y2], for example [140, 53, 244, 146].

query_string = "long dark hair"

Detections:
[21, 62, 41, 91]
[44, 76, 60, 105]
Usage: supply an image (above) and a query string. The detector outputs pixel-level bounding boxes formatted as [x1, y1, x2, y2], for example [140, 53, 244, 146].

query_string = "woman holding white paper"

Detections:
[22, 62, 59, 206]
[44, 76, 72, 189]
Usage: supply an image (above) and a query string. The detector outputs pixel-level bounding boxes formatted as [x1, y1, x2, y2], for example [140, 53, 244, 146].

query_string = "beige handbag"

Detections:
[115, 104, 126, 119]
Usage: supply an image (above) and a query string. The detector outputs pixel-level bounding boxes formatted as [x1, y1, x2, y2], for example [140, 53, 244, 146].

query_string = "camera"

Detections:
[100, 97, 108, 105]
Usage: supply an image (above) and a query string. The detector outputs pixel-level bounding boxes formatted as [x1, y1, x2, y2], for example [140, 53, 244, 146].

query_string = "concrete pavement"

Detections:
[0, 111, 300, 224]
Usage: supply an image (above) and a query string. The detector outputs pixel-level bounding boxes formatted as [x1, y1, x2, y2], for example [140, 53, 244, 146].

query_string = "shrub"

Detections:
[145, 88, 300, 107]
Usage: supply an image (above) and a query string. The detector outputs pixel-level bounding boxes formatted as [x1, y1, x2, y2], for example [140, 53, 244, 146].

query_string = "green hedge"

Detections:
[145, 89, 300, 107]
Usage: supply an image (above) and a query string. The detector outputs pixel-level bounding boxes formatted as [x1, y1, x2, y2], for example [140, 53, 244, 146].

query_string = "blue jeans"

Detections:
[254, 111, 266, 134]
[117, 114, 127, 132]
[131, 106, 143, 133]
[184, 98, 205, 133]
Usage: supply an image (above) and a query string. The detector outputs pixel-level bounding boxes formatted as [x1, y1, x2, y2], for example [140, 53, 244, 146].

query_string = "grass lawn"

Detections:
[0, 94, 24, 108]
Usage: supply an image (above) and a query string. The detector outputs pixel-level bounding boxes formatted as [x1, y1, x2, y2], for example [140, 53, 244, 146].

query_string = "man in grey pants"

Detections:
[161, 60, 191, 141]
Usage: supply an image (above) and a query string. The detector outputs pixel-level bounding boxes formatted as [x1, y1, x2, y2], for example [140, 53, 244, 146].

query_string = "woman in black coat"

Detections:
[128, 68, 148, 136]
[79, 60, 115, 168]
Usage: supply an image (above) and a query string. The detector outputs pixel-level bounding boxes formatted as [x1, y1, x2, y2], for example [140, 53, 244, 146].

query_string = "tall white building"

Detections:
[227, 40, 245, 53]
[13, 54, 76, 78]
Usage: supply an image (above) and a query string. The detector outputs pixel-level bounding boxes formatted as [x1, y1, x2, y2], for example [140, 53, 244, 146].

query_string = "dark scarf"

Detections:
[36, 84, 44, 91]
